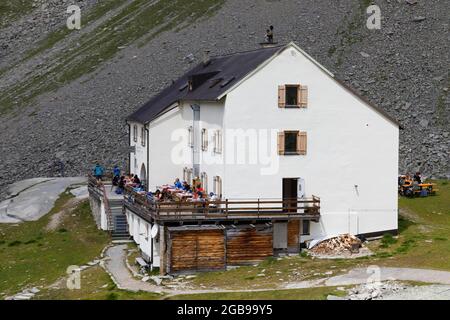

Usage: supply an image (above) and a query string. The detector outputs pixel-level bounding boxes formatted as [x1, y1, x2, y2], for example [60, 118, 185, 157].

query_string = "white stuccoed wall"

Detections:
[147, 104, 192, 190]
[129, 121, 148, 182]
[222, 45, 399, 237]
[197, 101, 225, 194]
[126, 209, 160, 267]
[128, 44, 399, 239]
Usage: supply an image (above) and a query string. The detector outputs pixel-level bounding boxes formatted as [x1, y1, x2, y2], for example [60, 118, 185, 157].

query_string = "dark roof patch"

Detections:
[127, 45, 284, 123]
[127, 43, 400, 128]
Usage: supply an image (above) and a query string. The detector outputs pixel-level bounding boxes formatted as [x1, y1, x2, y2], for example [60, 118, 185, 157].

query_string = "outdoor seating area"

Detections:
[123, 178, 320, 223]
[128, 177, 217, 203]
[398, 174, 438, 197]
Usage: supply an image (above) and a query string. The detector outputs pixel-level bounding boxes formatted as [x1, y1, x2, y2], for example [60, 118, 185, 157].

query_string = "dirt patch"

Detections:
[45, 198, 84, 231]
[399, 207, 420, 223]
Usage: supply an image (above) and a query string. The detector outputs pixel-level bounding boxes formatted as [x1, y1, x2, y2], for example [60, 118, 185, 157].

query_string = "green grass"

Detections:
[372, 180, 450, 270]
[168, 286, 347, 300]
[2, 179, 449, 299]
[35, 266, 162, 300]
[0, 0, 225, 113]
[23, 0, 129, 61]
[183, 180, 450, 290]
[0, 0, 35, 27]
[380, 233, 397, 248]
[330, 0, 372, 66]
[0, 191, 110, 296]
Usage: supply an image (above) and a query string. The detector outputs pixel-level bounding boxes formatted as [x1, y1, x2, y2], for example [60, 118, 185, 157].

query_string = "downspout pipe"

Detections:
[126, 122, 131, 174]
[145, 124, 150, 192]
[145, 123, 153, 268]
[190, 104, 200, 177]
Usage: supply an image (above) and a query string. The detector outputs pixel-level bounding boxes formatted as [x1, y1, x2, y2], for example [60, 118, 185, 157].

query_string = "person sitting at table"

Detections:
[133, 175, 141, 186]
[115, 176, 126, 194]
[413, 172, 422, 184]
[209, 192, 218, 202]
[154, 189, 162, 200]
[174, 178, 183, 189]
[182, 181, 191, 192]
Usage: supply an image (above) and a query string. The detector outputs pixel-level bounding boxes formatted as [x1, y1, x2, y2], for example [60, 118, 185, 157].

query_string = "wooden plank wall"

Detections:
[287, 220, 300, 249]
[226, 227, 273, 265]
[169, 229, 225, 273]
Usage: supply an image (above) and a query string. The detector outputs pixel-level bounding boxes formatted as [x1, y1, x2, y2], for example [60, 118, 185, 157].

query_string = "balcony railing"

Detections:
[123, 186, 320, 223]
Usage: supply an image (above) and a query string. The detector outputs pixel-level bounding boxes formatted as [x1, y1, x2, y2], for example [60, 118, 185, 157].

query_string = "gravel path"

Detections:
[381, 285, 450, 300]
[104, 244, 450, 299]
[324, 267, 450, 287]
[104, 245, 163, 293]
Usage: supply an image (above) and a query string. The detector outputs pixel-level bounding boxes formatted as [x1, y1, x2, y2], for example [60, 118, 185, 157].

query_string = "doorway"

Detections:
[140, 164, 147, 190]
[283, 178, 298, 212]
[283, 178, 303, 253]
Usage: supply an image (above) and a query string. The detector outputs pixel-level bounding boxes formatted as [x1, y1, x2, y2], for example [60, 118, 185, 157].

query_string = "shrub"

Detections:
[8, 240, 22, 247]
[380, 233, 397, 248]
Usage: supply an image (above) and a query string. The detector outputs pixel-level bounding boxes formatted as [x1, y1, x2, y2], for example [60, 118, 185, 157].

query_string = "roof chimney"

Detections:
[260, 25, 278, 48]
[202, 50, 211, 66]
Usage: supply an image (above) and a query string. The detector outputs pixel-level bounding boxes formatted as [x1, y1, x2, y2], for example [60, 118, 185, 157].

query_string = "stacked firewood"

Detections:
[310, 234, 362, 255]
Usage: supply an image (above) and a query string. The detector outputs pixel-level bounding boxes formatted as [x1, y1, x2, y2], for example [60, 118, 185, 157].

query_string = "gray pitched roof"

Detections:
[127, 43, 400, 128]
[127, 45, 285, 123]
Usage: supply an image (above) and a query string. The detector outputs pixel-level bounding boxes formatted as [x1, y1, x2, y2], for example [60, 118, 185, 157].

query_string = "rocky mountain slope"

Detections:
[0, 0, 448, 198]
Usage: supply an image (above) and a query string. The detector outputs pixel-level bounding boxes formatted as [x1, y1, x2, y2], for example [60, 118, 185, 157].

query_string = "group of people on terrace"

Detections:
[92, 163, 143, 195]
[126, 176, 219, 205]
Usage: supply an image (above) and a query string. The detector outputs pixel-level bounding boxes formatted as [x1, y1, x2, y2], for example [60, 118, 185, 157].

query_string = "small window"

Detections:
[213, 176, 222, 198]
[278, 85, 308, 108]
[188, 126, 194, 148]
[183, 168, 193, 184]
[201, 128, 208, 151]
[284, 131, 298, 154]
[286, 85, 298, 107]
[133, 125, 138, 142]
[214, 130, 222, 154]
[183, 167, 188, 181]
[278, 131, 307, 155]
[301, 220, 310, 235]
[200, 172, 208, 194]
[141, 127, 146, 147]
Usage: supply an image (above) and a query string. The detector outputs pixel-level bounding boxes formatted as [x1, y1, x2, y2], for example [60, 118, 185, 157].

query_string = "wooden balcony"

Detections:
[123, 186, 320, 224]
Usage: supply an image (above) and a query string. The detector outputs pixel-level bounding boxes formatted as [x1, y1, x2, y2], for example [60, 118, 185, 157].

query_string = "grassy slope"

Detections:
[36, 266, 162, 300]
[2, 180, 448, 300]
[0, 0, 35, 27]
[168, 287, 347, 300]
[373, 180, 450, 270]
[0, 0, 225, 113]
[183, 180, 450, 291]
[0, 191, 109, 297]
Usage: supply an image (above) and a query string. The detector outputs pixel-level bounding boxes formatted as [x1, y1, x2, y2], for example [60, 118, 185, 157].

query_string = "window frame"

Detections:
[285, 85, 299, 108]
[200, 172, 208, 194]
[284, 130, 299, 155]
[213, 129, 222, 154]
[278, 130, 307, 156]
[133, 125, 138, 143]
[188, 126, 194, 148]
[278, 84, 308, 108]
[201, 128, 208, 151]
[141, 127, 146, 147]
[213, 176, 222, 198]
[301, 220, 310, 236]
[183, 167, 193, 184]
